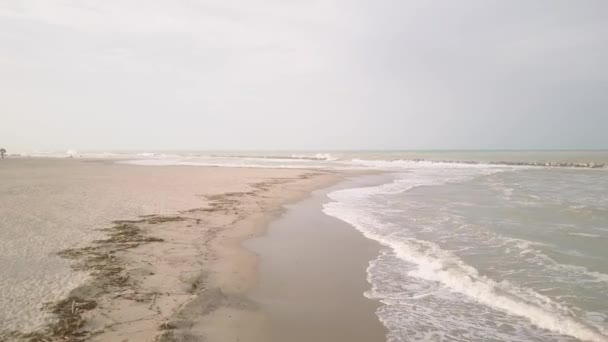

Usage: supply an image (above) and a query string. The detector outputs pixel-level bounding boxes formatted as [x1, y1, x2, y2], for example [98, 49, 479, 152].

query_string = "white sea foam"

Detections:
[137, 152, 157, 157]
[323, 169, 608, 342]
[568, 232, 602, 238]
[122, 157, 326, 169]
[347, 158, 508, 170]
[289, 153, 337, 161]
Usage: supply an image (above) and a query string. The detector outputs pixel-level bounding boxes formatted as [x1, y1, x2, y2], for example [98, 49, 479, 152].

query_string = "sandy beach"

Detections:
[246, 175, 389, 342]
[0, 158, 363, 341]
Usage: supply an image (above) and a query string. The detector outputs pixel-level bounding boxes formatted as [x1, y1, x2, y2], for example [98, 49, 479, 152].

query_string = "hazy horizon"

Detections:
[2, 0, 607, 151]
[8, 148, 608, 153]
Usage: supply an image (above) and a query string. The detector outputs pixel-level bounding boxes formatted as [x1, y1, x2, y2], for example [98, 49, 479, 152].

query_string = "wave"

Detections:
[347, 158, 522, 171]
[121, 158, 326, 169]
[567, 232, 602, 238]
[436, 159, 604, 169]
[208, 153, 336, 161]
[324, 199, 607, 342]
[290, 153, 337, 161]
[347, 158, 605, 169]
[323, 173, 608, 342]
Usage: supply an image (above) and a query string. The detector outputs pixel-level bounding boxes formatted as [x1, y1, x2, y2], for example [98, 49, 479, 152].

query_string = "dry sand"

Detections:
[0, 158, 345, 341]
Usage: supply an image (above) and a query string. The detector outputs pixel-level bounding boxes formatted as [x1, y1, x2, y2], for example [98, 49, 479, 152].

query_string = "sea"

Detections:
[6, 150, 608, 341]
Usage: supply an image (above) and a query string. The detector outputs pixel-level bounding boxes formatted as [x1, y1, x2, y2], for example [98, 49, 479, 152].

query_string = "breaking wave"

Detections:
[323, 170, 608, 342]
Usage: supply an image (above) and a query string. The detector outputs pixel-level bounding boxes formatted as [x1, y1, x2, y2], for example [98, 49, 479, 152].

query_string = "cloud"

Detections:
[1, 0, 607, 150]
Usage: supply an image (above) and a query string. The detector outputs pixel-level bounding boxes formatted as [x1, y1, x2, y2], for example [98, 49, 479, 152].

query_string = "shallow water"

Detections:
[324, 165, 608, 341]
[245, 180, 387, 342]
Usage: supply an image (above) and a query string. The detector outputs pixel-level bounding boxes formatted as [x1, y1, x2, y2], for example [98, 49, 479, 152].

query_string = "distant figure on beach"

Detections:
[0, 148, 5, 159]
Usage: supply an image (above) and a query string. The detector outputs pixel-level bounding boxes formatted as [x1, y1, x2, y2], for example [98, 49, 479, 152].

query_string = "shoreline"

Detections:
[0, 159, 349, 341]
[245, 174, 391, 342]
[185, 171, 347, 342]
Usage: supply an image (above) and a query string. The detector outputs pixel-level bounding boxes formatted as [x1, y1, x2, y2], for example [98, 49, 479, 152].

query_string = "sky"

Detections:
[1, 0, 607, 151]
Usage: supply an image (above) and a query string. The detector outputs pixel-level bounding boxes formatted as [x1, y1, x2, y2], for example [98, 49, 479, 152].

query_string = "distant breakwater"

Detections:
[407, 159, 606, 169]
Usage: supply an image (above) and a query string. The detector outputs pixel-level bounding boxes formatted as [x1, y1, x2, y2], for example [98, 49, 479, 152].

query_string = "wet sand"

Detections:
[246, 176, 388, 342]
[0, 158, 346, 341]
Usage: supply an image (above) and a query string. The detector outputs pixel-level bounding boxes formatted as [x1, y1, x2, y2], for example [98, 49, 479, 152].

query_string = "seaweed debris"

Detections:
[18, 215, 183, 341]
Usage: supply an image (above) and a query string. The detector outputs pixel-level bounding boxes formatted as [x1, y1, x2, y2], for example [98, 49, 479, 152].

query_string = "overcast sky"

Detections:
[1, 0, 607, 151]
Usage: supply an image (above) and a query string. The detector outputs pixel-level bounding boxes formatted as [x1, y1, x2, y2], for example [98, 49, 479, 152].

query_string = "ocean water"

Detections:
[322, 161, 608, 341]
[14, 149, 608, 169]
[3, 150, 608, 341]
